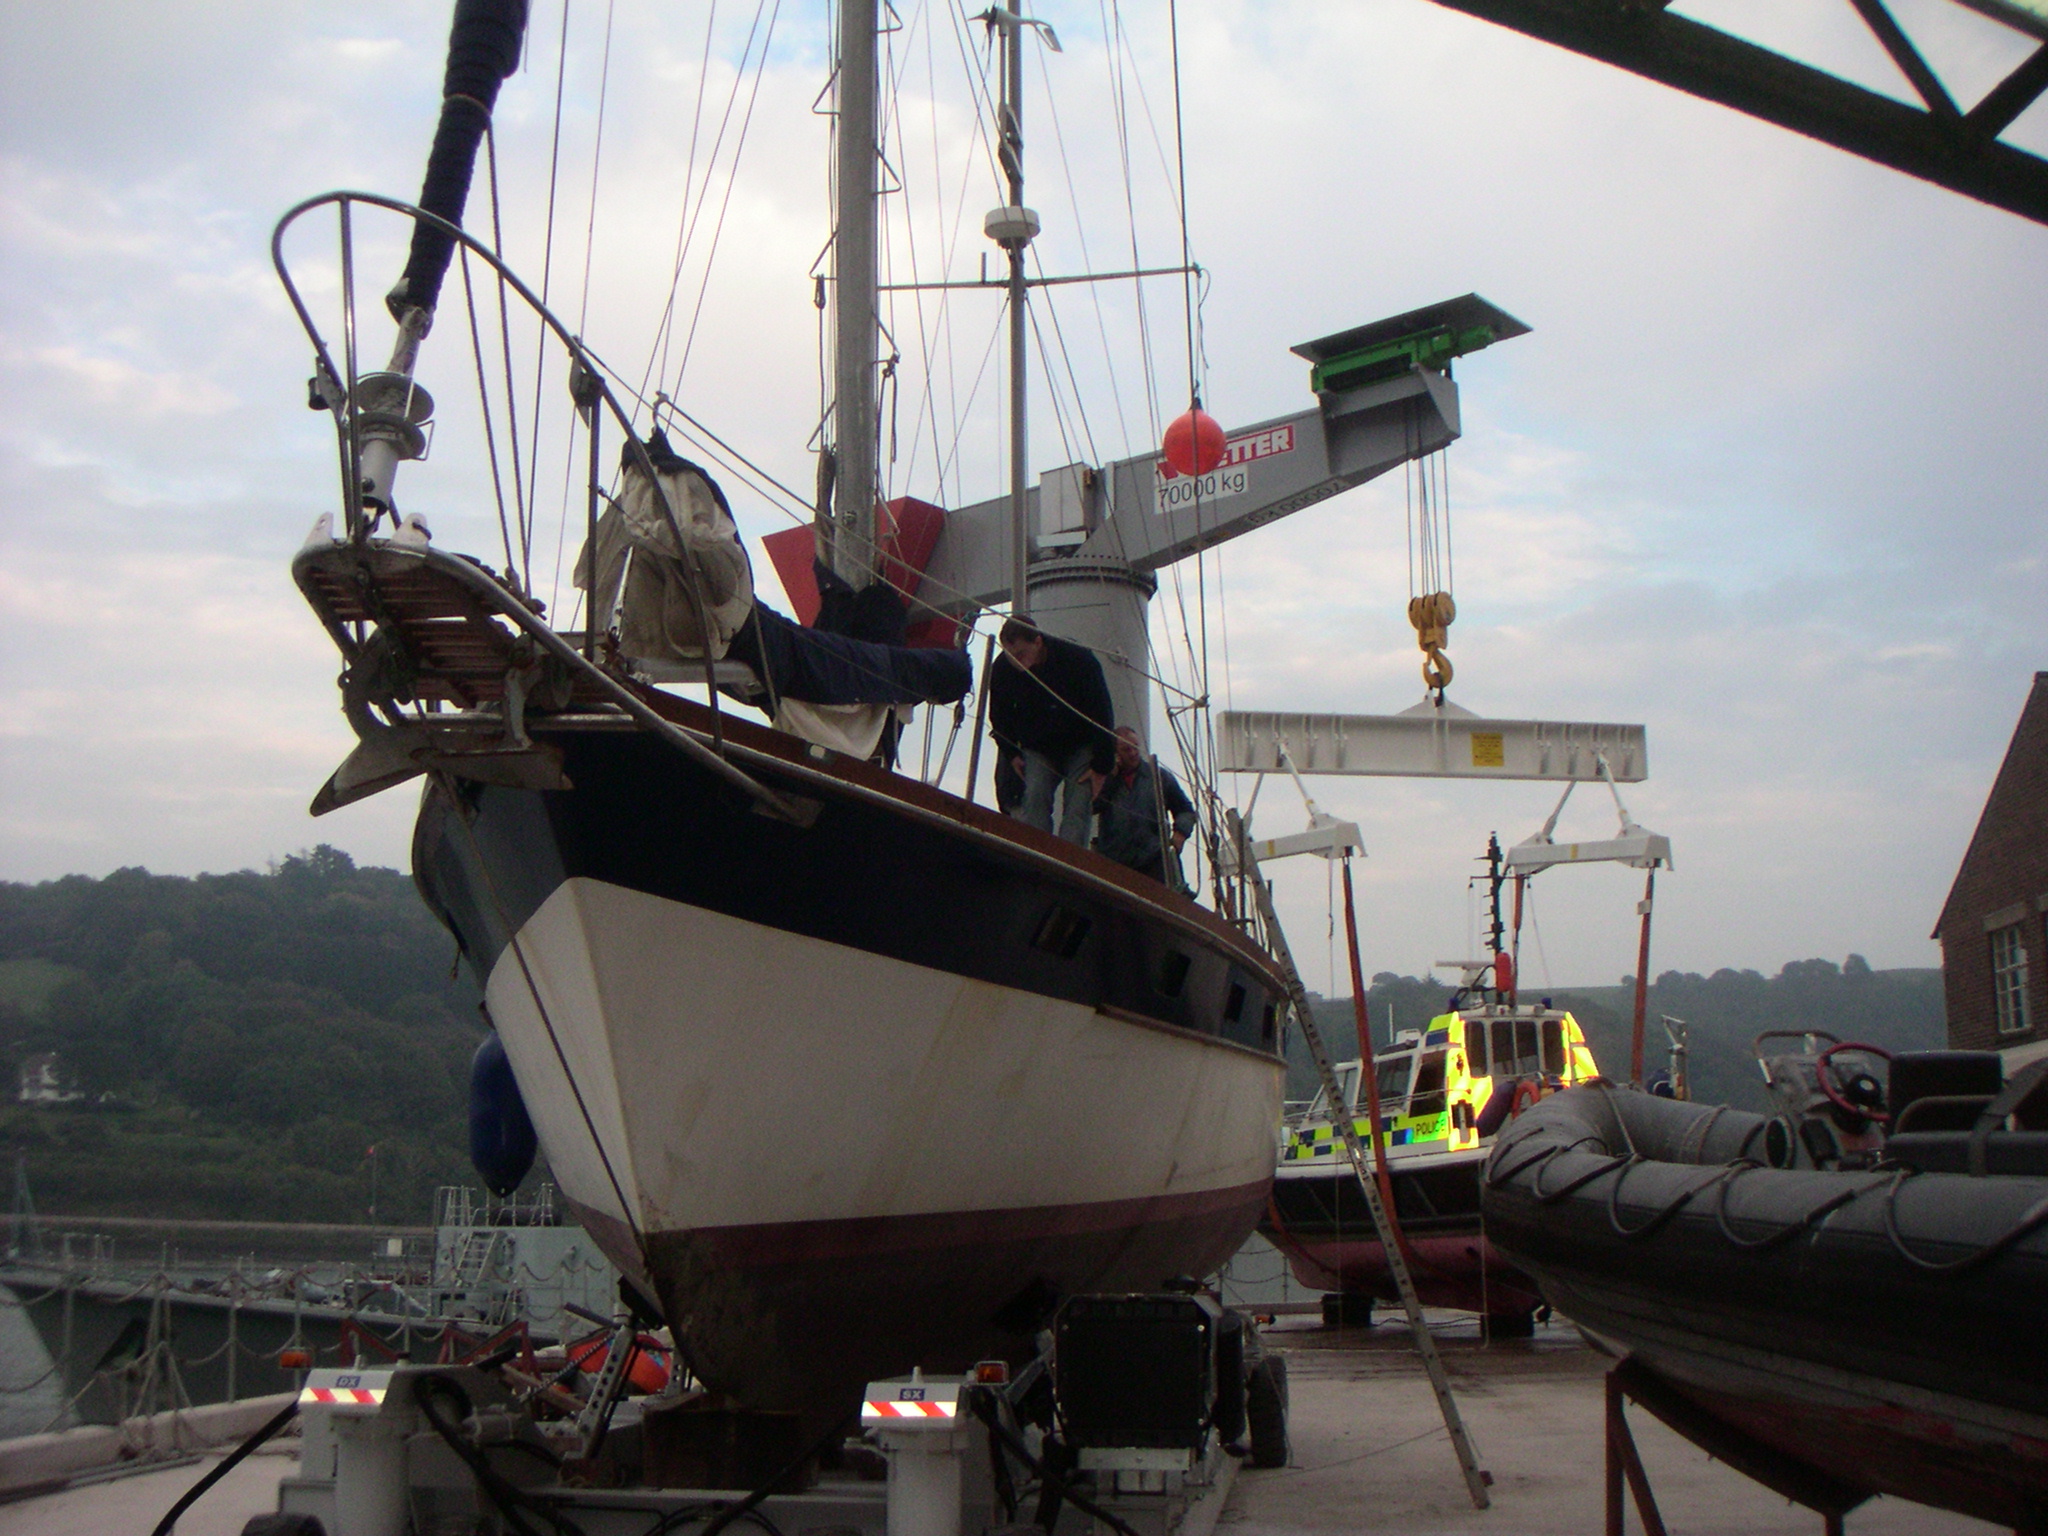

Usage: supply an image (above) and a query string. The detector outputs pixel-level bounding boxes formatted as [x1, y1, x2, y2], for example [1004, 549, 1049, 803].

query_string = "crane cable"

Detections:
[1406, 432, 1456, 696]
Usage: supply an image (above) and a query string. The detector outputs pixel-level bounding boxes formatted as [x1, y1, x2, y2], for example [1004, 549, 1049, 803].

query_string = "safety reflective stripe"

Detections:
[862, 1399, 957, 1420]
[300, 1386, 384, 1405]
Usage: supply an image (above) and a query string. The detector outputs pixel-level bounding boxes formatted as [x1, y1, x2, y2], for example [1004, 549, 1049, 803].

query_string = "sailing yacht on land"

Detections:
[277, 0, 1508, 1418]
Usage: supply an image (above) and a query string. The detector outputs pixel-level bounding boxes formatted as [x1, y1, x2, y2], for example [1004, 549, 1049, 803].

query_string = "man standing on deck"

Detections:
[1092, 727, 1196, 890]
[988, 618, 1116, 845]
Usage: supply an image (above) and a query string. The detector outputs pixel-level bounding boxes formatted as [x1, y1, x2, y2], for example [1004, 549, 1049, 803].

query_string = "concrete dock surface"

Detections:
[1233, 1313, 2001, 1535]
[0, 1312, 2004, 1535]
[0, 1444, 291, 1536]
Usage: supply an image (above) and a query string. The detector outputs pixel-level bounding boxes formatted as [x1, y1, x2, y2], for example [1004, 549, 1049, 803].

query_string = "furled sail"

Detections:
[576, 434, 971, 713]
[578, 434, 755, 664]
[387, 0, 532, 319]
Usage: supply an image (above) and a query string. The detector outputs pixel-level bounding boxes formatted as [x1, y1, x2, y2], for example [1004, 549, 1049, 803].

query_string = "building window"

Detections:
[1991, 922, 2033, 1036]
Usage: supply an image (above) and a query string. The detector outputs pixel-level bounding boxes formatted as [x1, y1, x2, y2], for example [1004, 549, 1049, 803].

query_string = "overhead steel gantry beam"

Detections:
[1418, 0, 2048, 226]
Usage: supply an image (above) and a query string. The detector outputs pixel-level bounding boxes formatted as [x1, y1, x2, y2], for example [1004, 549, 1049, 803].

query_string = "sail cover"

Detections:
[388, 0, 532, 319]
[578, 437, 755, 664]
[577, 435, 970, 709]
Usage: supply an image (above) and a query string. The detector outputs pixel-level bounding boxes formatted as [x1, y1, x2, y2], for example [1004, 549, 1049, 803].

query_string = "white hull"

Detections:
[484, 875, 1283, 1257]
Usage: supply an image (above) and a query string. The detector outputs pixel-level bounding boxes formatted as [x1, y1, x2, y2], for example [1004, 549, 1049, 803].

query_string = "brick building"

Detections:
[1934, 671, 2048, 1069]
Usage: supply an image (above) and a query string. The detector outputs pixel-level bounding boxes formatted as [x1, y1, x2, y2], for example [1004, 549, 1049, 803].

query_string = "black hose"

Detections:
[1709, 1163, 1869, 1251]
[1606, 1160, 1742, 1239]
[965, 1389, 1144, 1536]
[646, 1505, 784, 1536]
[414, 1372, 582, 1536]
[150, 1396, 299, 1536]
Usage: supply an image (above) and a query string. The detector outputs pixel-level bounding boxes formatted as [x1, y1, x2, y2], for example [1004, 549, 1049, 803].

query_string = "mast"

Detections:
[828, 0, 881, 587]
[985, 7, 1043, 619]
[1001, 12, 1029, 619]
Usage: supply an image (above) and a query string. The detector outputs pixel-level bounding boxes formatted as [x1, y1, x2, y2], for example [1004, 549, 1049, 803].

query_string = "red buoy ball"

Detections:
[1161, 408, 1226, 478]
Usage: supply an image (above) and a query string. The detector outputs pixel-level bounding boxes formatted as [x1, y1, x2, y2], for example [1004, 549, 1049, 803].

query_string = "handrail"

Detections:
[274, 190, 737, 739]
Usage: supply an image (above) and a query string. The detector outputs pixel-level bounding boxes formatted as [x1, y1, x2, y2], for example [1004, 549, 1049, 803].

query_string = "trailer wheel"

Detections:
[1246, 1355, 1289, 1468]
[1484, 1309, 1536, 1340]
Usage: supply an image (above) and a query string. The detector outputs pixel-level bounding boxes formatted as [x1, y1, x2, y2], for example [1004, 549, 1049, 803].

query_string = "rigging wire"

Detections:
[672, 0, 786, 393]
[483, 126, 533, 583]
[528, 0, 574, 561]
[1035, 35, 1133, 461]
[1164, 0, 1215, 838]
[648, 0, 727, 405]
[576, 0, 619, 338]
[549, 0, 620, 631]
[459, 246, 522, 576]
[643, 0, 778, 412]
[885, 0, 984, 509]
[1102, 0, 1162, 446]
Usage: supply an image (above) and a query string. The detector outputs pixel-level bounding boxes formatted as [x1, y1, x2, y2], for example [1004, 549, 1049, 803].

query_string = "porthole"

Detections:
[1157, 950, 1192, 998]
[1032, 905, 1092, 959]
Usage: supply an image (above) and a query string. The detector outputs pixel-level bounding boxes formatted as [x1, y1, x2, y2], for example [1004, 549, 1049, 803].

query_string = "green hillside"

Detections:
[1286, 959, 1947, 1113]
[0, 848, 482, 1225]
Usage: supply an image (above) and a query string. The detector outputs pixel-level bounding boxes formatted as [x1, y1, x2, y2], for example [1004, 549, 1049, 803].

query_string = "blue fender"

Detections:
[468, 1032, 537, 1197]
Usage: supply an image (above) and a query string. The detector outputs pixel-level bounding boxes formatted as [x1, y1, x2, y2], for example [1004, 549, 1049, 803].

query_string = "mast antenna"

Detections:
[980, 5, 1057, 617]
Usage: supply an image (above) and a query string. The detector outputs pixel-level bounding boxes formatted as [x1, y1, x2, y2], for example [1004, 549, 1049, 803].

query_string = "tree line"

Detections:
[1288, 957, 1947, 1111]
[0, 848, 482, 1225]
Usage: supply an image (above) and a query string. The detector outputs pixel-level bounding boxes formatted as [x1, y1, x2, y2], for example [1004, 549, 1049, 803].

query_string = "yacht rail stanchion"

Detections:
[1228, 810, 1492, 1510]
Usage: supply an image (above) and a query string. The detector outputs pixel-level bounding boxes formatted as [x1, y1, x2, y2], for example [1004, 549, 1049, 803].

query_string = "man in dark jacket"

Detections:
[1093, 727, 1197, 889]
[988, 618, 1116, 845]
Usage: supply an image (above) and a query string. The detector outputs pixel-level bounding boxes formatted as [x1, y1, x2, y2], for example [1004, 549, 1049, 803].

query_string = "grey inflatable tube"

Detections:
[1478, 1083, 2048, 1421]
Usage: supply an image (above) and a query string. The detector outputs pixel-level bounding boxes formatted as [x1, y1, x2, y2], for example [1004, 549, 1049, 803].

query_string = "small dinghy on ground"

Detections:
[1481, 1042, 2048, 1531]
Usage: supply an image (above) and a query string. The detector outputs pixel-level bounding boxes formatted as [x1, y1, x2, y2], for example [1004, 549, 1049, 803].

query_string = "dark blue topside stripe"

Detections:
[414, 731, 1283, 1057]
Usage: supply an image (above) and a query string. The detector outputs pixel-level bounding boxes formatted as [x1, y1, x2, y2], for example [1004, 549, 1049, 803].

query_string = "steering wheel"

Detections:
[1816, 1040, 1894, 1126]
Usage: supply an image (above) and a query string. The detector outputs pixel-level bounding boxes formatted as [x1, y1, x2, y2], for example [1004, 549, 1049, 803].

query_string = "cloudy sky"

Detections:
[2, 0, 2043, 994]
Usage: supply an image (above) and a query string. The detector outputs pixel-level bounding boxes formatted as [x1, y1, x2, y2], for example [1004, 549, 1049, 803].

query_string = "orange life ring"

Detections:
[1509, 1079, 1543, 1119]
